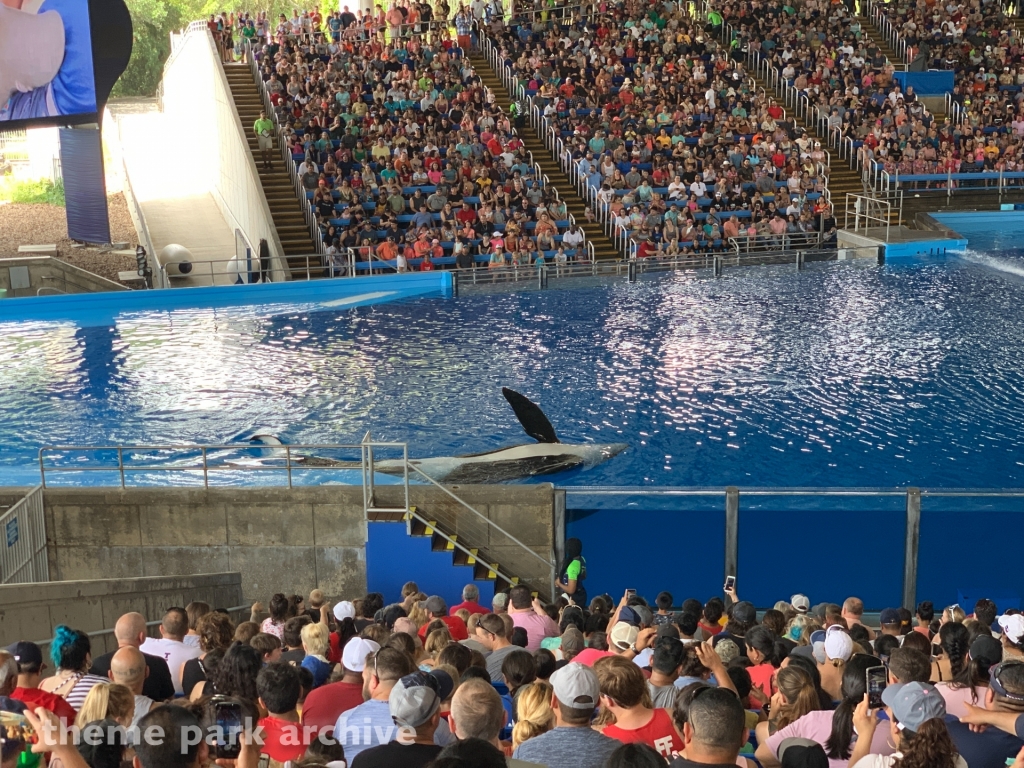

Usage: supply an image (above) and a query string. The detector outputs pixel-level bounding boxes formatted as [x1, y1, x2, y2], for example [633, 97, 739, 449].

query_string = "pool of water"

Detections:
[5, 250, 1024, 488]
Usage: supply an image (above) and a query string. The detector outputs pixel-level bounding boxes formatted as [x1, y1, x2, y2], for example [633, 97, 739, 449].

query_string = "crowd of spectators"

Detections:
[238, 2, 593, 275]
[483, 0, 839, 256]
[717, 0, 1024, 183]
[7, 584, 1024, 768]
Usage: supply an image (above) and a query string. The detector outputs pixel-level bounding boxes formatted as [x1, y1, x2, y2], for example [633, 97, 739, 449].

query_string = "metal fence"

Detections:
[0, 486, 48, 584]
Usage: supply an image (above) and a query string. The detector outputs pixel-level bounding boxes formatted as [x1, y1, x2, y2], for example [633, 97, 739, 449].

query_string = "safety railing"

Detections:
[874, 167, 1024, 200]
[38, 442, 409, 490]
[39, 436, 556, 599]
[0, 486, 47, 584]
[844, 193, 893, 241]
[861, 0, 913, 66]
[158, 254, 326, 285]
[559, 485, 1024, 609]
[730, 230, 823, 254]
[944, 92, 969, 126]
[243, 39, 326, 262]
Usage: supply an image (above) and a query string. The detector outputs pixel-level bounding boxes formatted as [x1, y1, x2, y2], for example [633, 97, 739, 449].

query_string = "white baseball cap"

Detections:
[791, 594, 810, 613]
[342, 637, 380, 672]
[824, 625, 854, 662]
[333, 600, 356, 621]
[999, 614, 1024, 645]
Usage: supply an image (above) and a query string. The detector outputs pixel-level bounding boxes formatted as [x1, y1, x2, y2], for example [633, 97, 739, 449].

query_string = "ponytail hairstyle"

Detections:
[75, 683, 134, 729]
[939, 622, 970, 680]
[51, 625, 91, 672]
[894, 717, 960, 768]
[511, 681, 555, 749]
[825, 655, 882, 760]
[773, 665, 823, 730]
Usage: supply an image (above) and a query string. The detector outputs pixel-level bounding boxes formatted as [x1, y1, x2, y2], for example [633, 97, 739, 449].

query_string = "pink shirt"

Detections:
[510, 610, 559, 651]
[766, 709, 895, 768]
[936, 683, 988, 719]
[573, 648, 616, 666]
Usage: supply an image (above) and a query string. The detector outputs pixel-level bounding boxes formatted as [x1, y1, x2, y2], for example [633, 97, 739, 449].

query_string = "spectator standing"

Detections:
[352, 670, 450, 768]
[509, 586, 559, 651]
[109, 647, 158, 728]
[476, 614, 517, 683]
[512, 662, 618, 768]
[945, 660, 1024, 768]
[7, 641, 76, 722]
[669, 687, 750, 768]
[451, 585, 491, 616]
[38, 626, 109, 712]
[416, 597, 469, 641]
[258, 662, 312, 763]
[89, 612, 175, 701]
[449, 678, 541, 767]
[597, 655, 683, 758]
[254, 111, 275, 169]
[335, 647, 416, 762]
[303, 637, 380, 736]
[139, 608, 201, 695]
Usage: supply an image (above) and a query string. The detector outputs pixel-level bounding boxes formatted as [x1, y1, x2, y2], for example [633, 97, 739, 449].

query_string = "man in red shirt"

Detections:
[455, 203, 477, 227]
[7, 642, 76, 724]
[596, 656, 683, 759]
[449, 585, 490, 617]
[301, 636, 379, 737]
[417, 596, 468, 641]
[258, 663, 312, 763]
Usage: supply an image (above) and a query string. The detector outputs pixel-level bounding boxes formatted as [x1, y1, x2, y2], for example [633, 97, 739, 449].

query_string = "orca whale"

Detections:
[251, 388, 627, 484]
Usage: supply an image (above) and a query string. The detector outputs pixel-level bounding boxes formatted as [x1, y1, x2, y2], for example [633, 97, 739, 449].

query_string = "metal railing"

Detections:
[39, 442, 409, 490]
[844, 193, 893, 240]
[873, 166, 1024, 200]
[861, 0, 913, 66]
[559, 485, 1024, 608]
[39, 435, 556, 599]
[0, 486, 48, 584]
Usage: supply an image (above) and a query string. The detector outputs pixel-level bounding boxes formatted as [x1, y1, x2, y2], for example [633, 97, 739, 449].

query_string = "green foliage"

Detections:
[0, 178, 65, 207]
[112, 0, 321, 97]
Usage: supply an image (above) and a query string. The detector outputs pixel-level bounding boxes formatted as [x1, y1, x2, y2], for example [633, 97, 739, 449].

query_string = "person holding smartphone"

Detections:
[558, 538, 587, 607]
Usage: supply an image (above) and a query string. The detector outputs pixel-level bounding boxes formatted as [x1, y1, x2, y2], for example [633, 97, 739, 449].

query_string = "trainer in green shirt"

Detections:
[254, 112, 275, 169]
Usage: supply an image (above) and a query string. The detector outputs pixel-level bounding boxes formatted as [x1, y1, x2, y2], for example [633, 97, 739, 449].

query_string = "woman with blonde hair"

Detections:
[941, 604, 966, 625]
[784, 614, 818, 644]
[511, 681, 555, 750]
[300, 623, 332, 689]
[75, 683, 135, 729]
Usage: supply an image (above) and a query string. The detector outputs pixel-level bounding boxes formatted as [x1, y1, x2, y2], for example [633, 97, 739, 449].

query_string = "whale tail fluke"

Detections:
[502, 388, 560, 444]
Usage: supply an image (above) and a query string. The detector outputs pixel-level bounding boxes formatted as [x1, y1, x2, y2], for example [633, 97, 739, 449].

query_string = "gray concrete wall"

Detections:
[0, 572, 243, 656]
[0, 257, 127, 297]
[40, 484, 555, 602]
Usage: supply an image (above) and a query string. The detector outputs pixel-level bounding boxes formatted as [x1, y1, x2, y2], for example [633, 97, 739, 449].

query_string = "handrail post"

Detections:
[202, 447, 208, 488]
[286, 445, 293, 489]
[724, 487, 739, 594]
[903, 488, 921, 610]
[117, 447, 125, 488]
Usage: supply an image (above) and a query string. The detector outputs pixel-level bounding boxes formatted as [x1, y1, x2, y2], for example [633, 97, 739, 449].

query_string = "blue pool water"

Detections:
[5, 247, 1024, 489]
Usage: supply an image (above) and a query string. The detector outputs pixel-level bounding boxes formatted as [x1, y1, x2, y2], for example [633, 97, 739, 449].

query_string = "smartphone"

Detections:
[212, 698, 244, 760]
[866, 665, 887, 709]
[624, 589, 636, 599]
[724, 575, 736, 591]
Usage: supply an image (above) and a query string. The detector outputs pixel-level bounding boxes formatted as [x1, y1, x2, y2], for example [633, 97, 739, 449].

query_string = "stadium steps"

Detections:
[470, 53, 622, 261]
[859, 21, 948, 124]
[223, 64, 325, 278]
[403, 506, 542, 599]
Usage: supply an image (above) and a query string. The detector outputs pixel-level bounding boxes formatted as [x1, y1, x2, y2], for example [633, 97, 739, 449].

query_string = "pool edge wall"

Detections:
[0, 271, 453, 323]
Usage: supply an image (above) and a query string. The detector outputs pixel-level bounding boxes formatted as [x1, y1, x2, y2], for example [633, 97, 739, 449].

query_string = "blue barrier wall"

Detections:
[565, 494, 1017, 610]
[366, 521, 496, 608]
[893, 71, 955, 95]
[0, 271, 453, 324]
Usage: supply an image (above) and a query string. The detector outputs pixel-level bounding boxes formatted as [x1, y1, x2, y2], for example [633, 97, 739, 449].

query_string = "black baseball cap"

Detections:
[7, 641, 43, 668]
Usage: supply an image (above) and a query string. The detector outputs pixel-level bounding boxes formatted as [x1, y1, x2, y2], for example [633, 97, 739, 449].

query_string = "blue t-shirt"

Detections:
[300, 655, 331, 689]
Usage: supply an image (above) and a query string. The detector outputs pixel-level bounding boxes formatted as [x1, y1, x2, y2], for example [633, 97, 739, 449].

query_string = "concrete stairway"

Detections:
[223, 63, 323, 277]
[470, 54, 622, 261]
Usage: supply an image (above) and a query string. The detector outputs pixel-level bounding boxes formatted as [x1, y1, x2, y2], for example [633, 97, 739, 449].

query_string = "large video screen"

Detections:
[0, 0, 98, 127]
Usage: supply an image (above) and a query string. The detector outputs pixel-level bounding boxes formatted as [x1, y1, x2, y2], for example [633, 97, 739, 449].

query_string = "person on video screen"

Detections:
[0, 0, 97, 121]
